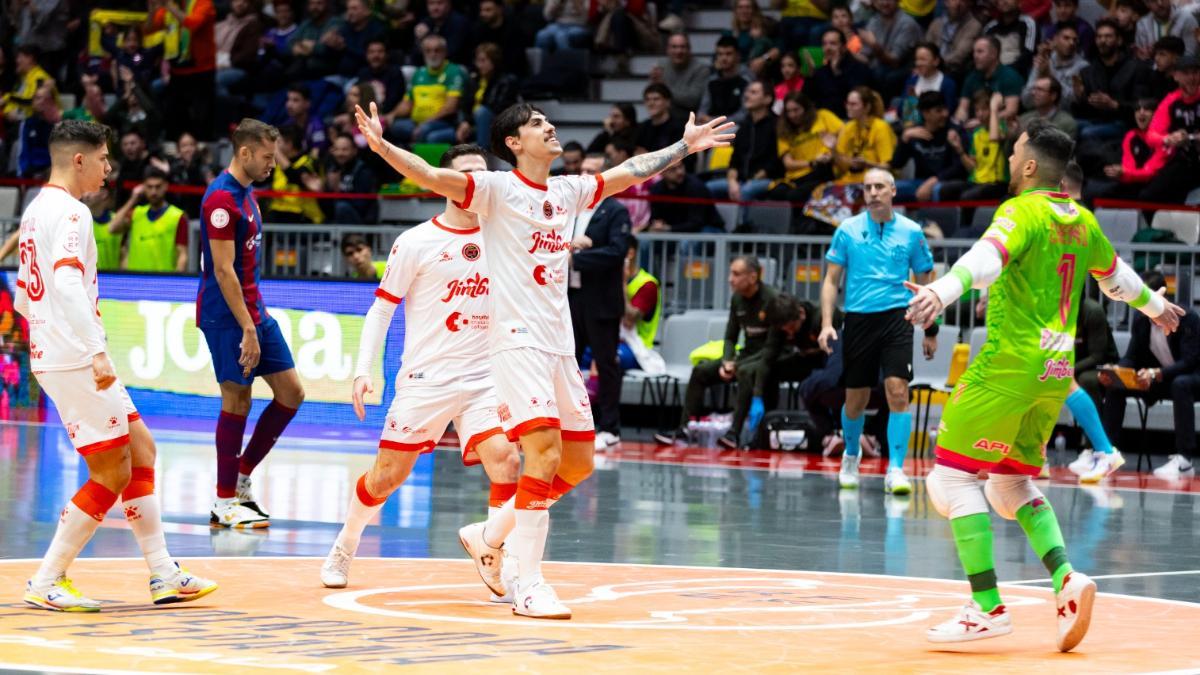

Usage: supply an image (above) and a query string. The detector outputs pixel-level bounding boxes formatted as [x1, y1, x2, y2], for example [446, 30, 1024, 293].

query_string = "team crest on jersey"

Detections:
[542, 201, 554, 219]
[462, 243, 480, 261]
[210, 208, 230, 229]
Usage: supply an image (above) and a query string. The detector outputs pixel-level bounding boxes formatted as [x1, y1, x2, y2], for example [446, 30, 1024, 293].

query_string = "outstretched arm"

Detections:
[355, 101, 468, 203]
[599, 112, 735, 200]
[1093, 256, 1185, 333]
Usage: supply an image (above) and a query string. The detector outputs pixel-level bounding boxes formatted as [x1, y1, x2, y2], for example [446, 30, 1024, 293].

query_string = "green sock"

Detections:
[1016, 498, 1073, 592]
[950, 513, 1003, 612]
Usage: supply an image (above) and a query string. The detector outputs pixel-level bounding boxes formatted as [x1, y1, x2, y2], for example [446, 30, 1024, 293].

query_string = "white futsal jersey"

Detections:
[375, 216, 491, 382]
[16, 185, 107, 371]
[455, 170, 603, 357]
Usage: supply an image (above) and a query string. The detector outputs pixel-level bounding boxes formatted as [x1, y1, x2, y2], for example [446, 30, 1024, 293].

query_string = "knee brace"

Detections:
[984, 474, 1044, 520]
[925, 464, 989, 519]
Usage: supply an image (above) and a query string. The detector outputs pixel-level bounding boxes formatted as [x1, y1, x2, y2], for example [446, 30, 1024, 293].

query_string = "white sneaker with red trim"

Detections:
[926, 601, 1013, 643]
[1055, 571, 1096, 652]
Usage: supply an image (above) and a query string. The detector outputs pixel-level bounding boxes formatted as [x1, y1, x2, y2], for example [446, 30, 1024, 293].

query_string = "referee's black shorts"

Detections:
[841, 308, 913, 389]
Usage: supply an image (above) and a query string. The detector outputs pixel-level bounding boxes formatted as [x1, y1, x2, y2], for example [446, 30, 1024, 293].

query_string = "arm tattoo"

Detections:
[623, 140, 689, 178]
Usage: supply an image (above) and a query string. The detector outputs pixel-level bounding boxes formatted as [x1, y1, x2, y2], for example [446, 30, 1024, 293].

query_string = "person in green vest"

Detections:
[341, 233, 385, 280]
[619, 235, 660, 370]
[111, 168, 190, 272]
[87, 187, 122, 271]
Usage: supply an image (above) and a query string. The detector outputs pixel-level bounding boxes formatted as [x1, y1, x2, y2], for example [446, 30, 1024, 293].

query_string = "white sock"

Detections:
[511, 509, 550, 588]
[34, 502, 104, 584]
[484, 498, 516, 549]
[334, 492, 384, 554]
[122, 494, 175, 577]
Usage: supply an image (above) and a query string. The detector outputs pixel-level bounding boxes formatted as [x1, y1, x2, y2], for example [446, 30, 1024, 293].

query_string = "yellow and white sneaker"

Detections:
[1055, 571, 1096, 652]
[838, 454, 861, 489]
[210, 499, 269, 529]
[1079, 449, 1125, 484]
[24, 576, 101, 612]
[150, 564, 219, 605]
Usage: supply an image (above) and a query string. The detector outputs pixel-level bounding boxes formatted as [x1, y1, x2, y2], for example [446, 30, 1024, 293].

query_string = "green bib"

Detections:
[92, 212, 122, 271]
[126, 204, 184, 272]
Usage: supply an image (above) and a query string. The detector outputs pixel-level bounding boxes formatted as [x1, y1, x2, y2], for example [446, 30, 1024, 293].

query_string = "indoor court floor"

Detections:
[0, 416, 1198, 673]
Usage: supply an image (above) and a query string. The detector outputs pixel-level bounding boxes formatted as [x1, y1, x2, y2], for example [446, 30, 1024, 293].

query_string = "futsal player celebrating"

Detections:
[905, 123, 1186, 651]
[355, 100, 733, 618]
[321, 145, 522, 598]
[16, 120, 217, 611]
[817, 168, 937, 495]
[198, 119, 305, 529]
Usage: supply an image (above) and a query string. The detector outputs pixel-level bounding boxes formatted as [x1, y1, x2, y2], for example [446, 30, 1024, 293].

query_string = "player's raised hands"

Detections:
[683, 112, 736, 154]
[91, 353, 116, 391]
[355, 101, 386, 155]
[903, 280, 943, 328]
[352, 375, 374, 421]
[1150, 287, 1186, 335]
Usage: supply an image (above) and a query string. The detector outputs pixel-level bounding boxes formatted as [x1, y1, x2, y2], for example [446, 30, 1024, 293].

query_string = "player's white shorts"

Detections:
[380, 372, 504, 466]
[492, 347, 595, 442]
[35, 367, 140, 456]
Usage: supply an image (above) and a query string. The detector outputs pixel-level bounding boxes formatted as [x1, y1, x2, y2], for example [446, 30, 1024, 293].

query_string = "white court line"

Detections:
[0, 664, 195, 675]
[1006, 569, 1200, 586]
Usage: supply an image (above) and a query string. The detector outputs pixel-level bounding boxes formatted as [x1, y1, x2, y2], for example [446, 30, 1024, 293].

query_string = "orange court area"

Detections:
[0, 557, 1197, 673]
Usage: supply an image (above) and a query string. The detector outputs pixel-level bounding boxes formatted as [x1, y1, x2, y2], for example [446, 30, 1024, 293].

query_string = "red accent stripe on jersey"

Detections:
[505, 416, 561, 442]
[513, 169, 548, 191]
[15, 279, 25, 289]
[561, 429, 596, 442]
[453, 173, 476, 210]
[587, 174, 606, 210]
[77, 434, 131, 456]
[983, 237, 1009, 266]
[1031, 190, 1071, 199]
[53, 257, 86, 273]
[375, 287, 402, 304]
[1089, 255, 1119, 278]
[379, 439, 438, 453]
[432, 215, 479, 235]
[128, 412, 141, 423]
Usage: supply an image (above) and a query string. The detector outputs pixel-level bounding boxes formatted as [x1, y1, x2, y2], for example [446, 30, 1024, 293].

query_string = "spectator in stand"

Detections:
[286, 0, 347, 80]
[699, 36, 751, 123]
[2, 46, 52, 122]
[984, 0, 1037, 75]
[1085, 99, 1167, 202]
[1146, 36, 1186, 102]
[1110, 0, 1140, 50]
[555, 141, 585, 175]
[268, 124, 324, 224]
[62, 75, 106, 122]
[725, 0, 781, 76]
[470, 0, 530, 76]
[109, 168, 189, 272]
[1100, 271, 1200, 481]
[214, 0, 262, 98]
[772, 51, 806, 115]
[777, 0, 829, 52]
[285, 84, 329, 155]
[113, 130, 156, 204]
[829, 5, 866, 62]
[834, 86, 895, 184]
[891, 91, 966, 202]
[707, 81, 782, 225]
[899, 42, 958, 127]
[587, 103, 637, 154]
[858, 0, 924, 99]
[166, 131, 216, 215]
[412, 0, 471, 66]
[1042, 0, 1094, 58]
[1023, 25, 1087, 108]
[620, 236, 660, 369]
[925, 0, 983, 80]
[336, 0, 386, 78]
[100, 24, 161, 93]
[16, 82, 59, 179]
[955, 36, 1021, 126]
[387, 34, 463, 145]
[8, 0, 70, 80]
[1073, 18, 1147, 143]
[648, 162, 723, 233]
[355, 39, 406, 116]
[807, 28, 876, 119]
[767, 92, 842, 227]
[537, 0, 591, 53]
[649, 34, 711, 116]
[603, 138, 653, 230]
[636, 84, 687, 153]
[323, 133, 379, 224]
[342, 233, 385, 279]
[145, 0, 217, 140]
[455, 42, 519, 148]
[1136, 0, 1197, 61]
[105, 64, 162, 143]
[1013, 76, 1078, 138]
[260, 0, 300, 86]
[1138, 55, 1200, 202]
[938, 90, 1010, 202]
[332, 82, 377, 150]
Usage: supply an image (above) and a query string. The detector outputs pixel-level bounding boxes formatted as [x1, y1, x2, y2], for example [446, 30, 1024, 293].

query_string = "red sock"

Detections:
[489, 482, 518, 508]
[215, 411, 246, 498]
[514, 475, 552, 510]
[356, 474, 387, 507]
[548, 475, 575, 502]
[72, 480, 119, 521]
[238, 401, 297, 475]
[121, 466, 155, 501]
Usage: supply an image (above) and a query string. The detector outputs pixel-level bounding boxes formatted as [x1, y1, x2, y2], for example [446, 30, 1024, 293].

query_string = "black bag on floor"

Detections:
[749, 409, 818, 451]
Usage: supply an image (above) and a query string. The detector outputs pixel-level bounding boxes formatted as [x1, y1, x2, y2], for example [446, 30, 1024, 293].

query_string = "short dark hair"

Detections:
[440, 143, 489, 168]
[341, 233, 369, 254]
[977, 35, 1002, 55]
[768, 294, 803, 325]
[914, 41, 941, 61]
[1154, 36, 1186, 56]
[971, 87, 993, 109]
[561, 140, 585, 155]
[15, 45, 39, 60]
[627, 234, 639, 254]
[490, 103, 545, 166]
[917, 91, 946, 112]
[287, 84, 311, 100]
[1024, 121, 1075, 185]
[143, 166, 169, 182]
[614, 102, 638, 126]
[1063, 160, 1083, 186]
[607, 137, 636, 158]
[644, 82, 673, 100]
[1041, 76, 1063, 103]
[732, 255, 762, 278]
[232, 118, 280, 151]
[1095, 17, 1122, 37]
[276, 123, 304, 149]
[822, 27, 846, 45]
[48, 120, 112, 152]
[716, 35, 739, 51]
[366, 38, 388, 51]
[1052, 21, 1078, 37]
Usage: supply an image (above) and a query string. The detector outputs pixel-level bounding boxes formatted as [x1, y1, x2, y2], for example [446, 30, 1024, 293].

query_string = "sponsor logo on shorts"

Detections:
[1037, 358, 1073, 382]
[401, 426, 427, 434]
[498, 403, 511, 422]
[407, 372, 426, 380]
[107, 416, 119, 429]
[462, 243, 480, 261]
[973, 439, 1012, 455]
[528, 231, 570, 254]
[66, 421, 79, 439]
[530, 397, 539, 406]
[388, 419, 398, 430]
[1040, 329, 1073, 351]
[442, 273, 489, 302]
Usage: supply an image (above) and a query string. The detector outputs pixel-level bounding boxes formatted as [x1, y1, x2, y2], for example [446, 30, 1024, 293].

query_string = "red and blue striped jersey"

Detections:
[197, 171, 267, 328]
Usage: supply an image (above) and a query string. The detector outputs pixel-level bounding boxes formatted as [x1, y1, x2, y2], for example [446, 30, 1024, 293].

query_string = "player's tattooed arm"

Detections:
[599, 112, 736, 200]
[623, 140, 689, 178]
[355, 102, 468, 203]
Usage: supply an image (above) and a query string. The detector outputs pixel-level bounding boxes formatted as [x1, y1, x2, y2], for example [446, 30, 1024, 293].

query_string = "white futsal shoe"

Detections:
[1068, 449, 1095, 475]
[1153, 454, 1194, 480]
[24, 576, 102, 612]
[513, 578, 572, 619]
[150, 564, 219, 605]
[321, 542, 356, 588]
[458, 521, 506, 597]
[489, 553, 518, 603]
[236, 476, 269, 519]
[210, 499, 269, 529]
[926, 601, 1012, 643]
[1079, 449, 1125, 484]
[884, 467, 912, 495]
[1055, 571, 1097, 652]
[838, 454, 861, 489]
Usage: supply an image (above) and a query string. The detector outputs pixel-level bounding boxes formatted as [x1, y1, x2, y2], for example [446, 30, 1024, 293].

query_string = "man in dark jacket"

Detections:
[891, 92, 966, 203]
[570, 154, 633, 450]
[648, 163, 722, 233]
[807, 29, 876, 119]
[1072, 18, 1147, 143]
[325, 134, 379, 224]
